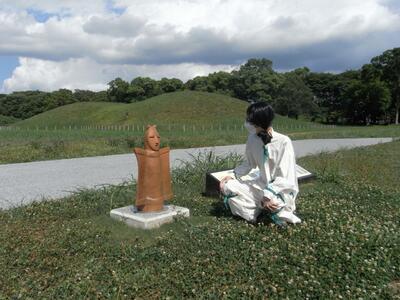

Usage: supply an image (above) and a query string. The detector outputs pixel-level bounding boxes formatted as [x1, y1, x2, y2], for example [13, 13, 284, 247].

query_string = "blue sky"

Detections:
[27, 8, 59, 22]
[1, 0, 399, 92]
[0, 56, 19, 86]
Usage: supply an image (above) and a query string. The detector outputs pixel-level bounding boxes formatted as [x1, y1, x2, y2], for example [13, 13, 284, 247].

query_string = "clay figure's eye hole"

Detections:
[149, 135, 155, 138]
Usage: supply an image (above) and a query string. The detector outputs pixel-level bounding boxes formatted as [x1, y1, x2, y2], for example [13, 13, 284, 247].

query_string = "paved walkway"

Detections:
[0, 137, 393, 209]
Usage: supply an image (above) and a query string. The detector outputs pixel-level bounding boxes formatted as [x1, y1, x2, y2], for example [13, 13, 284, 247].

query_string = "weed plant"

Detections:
[0, 142, 399, 298]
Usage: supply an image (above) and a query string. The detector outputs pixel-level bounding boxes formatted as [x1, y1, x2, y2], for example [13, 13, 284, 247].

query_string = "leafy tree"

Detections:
[231, 58, 283, 102]
[364, 80, 391, 123]
[0, 114, 19, 125]
[0, 94, 6, 115]
[371, 47, 400, 124]
[92, 91, 108, 102]
[305, 71, 360, 123]
[0, 88, 109, 121]
[292, 67, 311, 79]
[305, 72, 341, 123]
[360, 64, 382, 82]
[128, 77, 161, 101]
[207, 71, 234, 96]
[107, 78, 130, 103]
[126, 84, 145, 101]
[341, 65, 390, 124]
[185, 72, 233, 96]
[74, 89, 107, 102]
[46, 89, 76, 110]
[275, 73, 318, 119]
[159, 78, 183, 93]
[74, 89, 95, 102]
[185, 76, 214, 92]
[0, 91, 45, 119]
[344, 79, 390, 125]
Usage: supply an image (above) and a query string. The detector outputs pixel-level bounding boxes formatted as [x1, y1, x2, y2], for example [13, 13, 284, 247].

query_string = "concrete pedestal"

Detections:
[110, 205, 190, 229]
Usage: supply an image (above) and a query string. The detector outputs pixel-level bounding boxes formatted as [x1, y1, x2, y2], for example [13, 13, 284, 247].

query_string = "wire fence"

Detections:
[0, 123, 337, 132]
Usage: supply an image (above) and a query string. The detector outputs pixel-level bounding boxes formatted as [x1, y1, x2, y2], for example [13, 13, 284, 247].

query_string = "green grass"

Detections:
[0, 90, 399, 164]
[0, 123, 399, 164]
[0, 141, 399, 298]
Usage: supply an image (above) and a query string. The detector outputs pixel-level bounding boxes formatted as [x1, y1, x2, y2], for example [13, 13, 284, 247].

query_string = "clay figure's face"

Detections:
[145, 125, 161, 151]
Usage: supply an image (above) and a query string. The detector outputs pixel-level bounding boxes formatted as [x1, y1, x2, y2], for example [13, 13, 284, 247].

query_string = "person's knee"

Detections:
[223, 179, 239, 194]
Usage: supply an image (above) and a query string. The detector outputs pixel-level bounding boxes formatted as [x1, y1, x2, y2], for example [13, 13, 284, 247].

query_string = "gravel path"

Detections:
[0, 137, 393, 209]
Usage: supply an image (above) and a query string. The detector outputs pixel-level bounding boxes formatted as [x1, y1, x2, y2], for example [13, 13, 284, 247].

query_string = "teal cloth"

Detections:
[270, 208, 286, 226]
[263, 146, 285, 225]
[263, 147, 269, 162]
[223, 193, 236, 209]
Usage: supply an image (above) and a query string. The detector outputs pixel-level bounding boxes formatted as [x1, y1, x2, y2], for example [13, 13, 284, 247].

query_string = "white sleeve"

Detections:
[234, 139, 257, 178]
[263, 138, 298, 202]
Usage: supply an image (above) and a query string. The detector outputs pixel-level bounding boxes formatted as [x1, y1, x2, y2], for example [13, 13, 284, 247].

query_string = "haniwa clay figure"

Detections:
[133, 125, 173, 212]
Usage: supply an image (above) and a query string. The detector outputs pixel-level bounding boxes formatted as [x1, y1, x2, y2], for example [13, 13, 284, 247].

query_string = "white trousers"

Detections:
[224, 179, 264, 222]
[223, 179, 301, 224]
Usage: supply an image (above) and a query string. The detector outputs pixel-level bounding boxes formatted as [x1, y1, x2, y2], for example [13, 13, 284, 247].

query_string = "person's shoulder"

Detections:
[271, 130, 292, 145]
[247, 133, 261, 143]
[246, 133, 263, 148]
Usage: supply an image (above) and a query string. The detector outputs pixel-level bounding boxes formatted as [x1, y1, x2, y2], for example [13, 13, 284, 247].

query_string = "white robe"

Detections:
[222, 129, 301, 224]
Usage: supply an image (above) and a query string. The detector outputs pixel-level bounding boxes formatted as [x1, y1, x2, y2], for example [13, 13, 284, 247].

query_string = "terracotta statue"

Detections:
[133, 125, 173, 212]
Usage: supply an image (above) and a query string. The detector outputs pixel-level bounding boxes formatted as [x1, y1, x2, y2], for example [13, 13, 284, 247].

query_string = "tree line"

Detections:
[107, 47, 400, 125]
[1, 47, 399, 125]
[0, 89, 107, 124]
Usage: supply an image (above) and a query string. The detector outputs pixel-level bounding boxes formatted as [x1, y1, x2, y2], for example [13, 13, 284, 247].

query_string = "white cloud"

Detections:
[83, 14, 145, 37]
[1, 57, 236, 93]
[0, 0, 400, 92]
[1, 0, 399, 62]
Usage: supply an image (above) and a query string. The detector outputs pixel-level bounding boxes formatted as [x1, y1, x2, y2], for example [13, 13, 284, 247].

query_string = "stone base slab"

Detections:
[110, 205, 190, 230]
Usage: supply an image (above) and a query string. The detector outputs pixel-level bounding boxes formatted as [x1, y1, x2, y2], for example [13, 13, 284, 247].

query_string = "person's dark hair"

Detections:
[246, 102, 275, 145]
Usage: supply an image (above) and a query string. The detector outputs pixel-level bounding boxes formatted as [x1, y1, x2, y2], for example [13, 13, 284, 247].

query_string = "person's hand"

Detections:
[262, 197, 279, 212]
[219, 176, 233, 192]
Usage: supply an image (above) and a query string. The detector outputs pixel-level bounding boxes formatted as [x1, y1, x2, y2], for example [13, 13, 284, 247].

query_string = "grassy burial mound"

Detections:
[14, 91, 314, 129]
[0, 141, 399, 298]
[14, 91, 247, 128]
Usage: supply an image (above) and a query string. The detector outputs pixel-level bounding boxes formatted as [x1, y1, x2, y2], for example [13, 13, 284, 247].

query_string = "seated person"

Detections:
[220, 102, 301, 225]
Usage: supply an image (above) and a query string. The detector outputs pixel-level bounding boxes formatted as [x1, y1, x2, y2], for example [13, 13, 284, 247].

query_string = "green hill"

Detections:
[15, 91, 314, 128]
